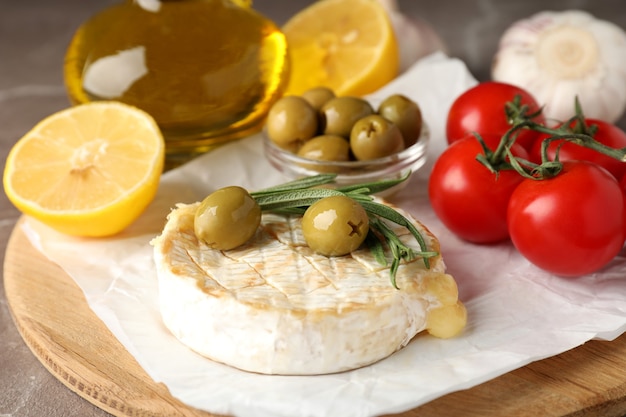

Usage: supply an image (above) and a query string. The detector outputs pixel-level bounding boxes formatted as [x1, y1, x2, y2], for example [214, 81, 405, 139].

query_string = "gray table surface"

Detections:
[2, 1, 626, 416]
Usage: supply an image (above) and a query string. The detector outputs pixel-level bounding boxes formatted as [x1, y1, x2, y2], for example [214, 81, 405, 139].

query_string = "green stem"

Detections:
[358, 200, 433, 268]
[365, 228, 387, 267]
[336, 171, 411, 194]
[542, 133, 626, 163]
[477, 96, 626, 180]
[254, 188, 345, 211]
[371, 218, 438, 289]
[248, 173, 437, 289]
[250, 174, 337, 197]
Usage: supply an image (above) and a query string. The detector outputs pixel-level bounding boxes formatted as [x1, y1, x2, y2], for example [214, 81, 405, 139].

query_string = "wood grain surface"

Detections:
[4, 219, 626, 417]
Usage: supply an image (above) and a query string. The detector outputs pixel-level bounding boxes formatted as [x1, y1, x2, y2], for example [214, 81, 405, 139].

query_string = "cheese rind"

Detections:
[152, 201, 465, 375]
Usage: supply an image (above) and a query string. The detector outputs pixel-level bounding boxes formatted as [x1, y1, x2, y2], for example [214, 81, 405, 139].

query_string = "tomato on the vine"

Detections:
[507, 161, 624, 277]
[446, 81, 546, 150]
[428, 134, 528, 244]
[529, 118, 626, 180]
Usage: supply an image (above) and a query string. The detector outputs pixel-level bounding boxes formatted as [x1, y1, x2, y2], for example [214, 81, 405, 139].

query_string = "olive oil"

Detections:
[64, 0, 289, 165]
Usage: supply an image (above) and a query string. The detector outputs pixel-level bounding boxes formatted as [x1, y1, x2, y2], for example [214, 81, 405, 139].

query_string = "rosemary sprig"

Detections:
[367, 216, 437, 289]
[252, 188, 346, 211]
[365, 228, 387, 267]
[336, 171, 412, 194]
[250, 173, 436, 288]
[250, 173, 337, 196]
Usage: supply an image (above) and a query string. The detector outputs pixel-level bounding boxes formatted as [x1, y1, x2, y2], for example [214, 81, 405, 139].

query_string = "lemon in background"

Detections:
[283, 0, 399, 97]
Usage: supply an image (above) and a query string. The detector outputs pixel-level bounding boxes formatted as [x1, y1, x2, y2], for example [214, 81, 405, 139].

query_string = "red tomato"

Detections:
[428, 134, 528, 243]
[619, 174, 626, 241]
[446, 81, 546, 150]
[529, 118, 626, 180]
[507, 161, 624, 277]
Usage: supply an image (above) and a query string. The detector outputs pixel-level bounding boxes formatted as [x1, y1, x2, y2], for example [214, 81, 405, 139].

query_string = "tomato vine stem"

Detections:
[477, 95, 626, 180]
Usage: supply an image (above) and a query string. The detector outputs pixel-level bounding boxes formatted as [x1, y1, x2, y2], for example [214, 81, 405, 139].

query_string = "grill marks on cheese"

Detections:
[153, 200, 466, 375]
[165, 203, 440, 310]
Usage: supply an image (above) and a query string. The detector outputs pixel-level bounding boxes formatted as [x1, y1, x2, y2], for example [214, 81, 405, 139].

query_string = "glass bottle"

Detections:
[64, 0, 289, 167]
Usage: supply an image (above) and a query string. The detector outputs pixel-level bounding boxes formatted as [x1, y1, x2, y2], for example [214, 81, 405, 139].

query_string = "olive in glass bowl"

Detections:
[263, 90, 429, 195]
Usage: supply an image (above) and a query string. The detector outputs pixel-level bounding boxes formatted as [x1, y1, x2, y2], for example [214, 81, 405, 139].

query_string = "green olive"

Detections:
[377, 94, 423, 147]
[350, 114, 405, 161]
[301, 195, 369, 256]
[297, 135, 350, 162]
[320, 96, 374, 138]
[194, 186, 261, 250]
[301, 86, 336, 111]
[266, 96, 318, 152]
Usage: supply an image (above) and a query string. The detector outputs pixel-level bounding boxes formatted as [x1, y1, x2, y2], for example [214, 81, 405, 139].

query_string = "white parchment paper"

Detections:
[21, 53, 626, 417]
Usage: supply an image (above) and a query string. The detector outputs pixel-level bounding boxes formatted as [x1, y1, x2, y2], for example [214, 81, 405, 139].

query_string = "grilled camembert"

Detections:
[152, 201, 466, 375]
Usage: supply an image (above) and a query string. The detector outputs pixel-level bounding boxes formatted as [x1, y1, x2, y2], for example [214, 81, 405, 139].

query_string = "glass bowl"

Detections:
[263, 122, 429, 195]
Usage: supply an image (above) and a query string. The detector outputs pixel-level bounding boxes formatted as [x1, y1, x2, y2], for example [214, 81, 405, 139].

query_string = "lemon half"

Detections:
[283, 0, 399, 97]
[3, 101, 165, 237]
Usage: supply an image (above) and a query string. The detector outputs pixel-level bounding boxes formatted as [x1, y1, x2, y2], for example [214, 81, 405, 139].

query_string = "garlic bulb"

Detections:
[492, 10, 626, 124]
[377, 0, 448, 73]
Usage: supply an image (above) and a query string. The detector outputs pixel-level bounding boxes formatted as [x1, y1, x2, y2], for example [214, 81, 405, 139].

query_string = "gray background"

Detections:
[2, 1, 626, 416]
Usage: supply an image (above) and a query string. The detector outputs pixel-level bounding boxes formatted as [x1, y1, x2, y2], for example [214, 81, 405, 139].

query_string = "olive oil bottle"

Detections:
[64, 0, 289, 166]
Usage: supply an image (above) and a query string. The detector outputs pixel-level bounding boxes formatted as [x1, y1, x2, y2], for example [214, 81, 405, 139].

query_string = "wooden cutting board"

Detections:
[4, 219, 626, 417]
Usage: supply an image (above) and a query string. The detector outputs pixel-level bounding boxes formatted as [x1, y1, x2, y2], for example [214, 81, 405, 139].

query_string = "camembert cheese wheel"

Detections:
[152, 201, 466, 375]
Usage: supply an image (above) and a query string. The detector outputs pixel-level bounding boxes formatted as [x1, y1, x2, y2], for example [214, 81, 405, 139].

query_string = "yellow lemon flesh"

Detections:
[3, 101, 165, 237]
[283, 0, 399, 97]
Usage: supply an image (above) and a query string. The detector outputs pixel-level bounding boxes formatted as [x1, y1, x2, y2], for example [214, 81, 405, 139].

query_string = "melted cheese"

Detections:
[151, 201, 466, 375]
